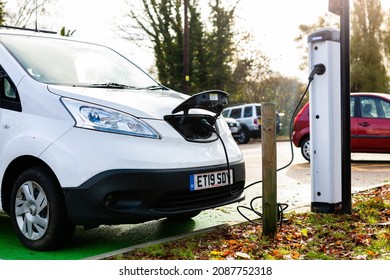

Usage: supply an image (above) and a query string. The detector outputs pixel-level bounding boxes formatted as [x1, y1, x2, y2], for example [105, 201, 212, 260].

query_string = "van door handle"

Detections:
[359, 122, 370, 127]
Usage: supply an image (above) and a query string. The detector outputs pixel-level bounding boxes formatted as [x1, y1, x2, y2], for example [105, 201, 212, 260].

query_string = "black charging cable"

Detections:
[236, 63, 326, 226]
[201, 118, 239, 196]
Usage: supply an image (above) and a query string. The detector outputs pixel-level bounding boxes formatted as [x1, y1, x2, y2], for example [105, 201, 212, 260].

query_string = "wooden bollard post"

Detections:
[261, 103, 277, 237]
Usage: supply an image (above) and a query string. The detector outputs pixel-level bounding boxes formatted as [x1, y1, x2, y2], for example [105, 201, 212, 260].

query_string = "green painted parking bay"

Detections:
[0, 212, 204, 260]
[0, 208, 243, 260]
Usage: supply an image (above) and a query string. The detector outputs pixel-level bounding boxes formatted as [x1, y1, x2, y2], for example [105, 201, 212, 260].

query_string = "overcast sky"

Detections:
[10, 0, 390, 82]
[55, 0, 333, 81]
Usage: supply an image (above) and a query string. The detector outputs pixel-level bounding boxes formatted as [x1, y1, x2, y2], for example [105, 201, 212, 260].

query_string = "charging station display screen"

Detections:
[189, 169, 233, 191]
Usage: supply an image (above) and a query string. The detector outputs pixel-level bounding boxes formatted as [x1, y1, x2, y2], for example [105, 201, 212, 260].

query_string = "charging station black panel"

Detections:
[172, 90, 229, 116]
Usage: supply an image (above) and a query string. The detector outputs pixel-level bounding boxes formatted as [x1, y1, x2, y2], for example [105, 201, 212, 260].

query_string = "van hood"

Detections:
[48, 85, 188, 119]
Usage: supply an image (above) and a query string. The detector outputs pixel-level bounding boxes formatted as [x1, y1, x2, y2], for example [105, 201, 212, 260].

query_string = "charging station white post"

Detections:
[307, 28, 342, 213]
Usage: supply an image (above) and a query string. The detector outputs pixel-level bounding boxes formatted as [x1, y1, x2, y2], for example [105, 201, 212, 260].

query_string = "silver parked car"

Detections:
[224, 117, 242, 141]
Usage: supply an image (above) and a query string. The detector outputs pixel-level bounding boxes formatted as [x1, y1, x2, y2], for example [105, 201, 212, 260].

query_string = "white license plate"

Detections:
[190, 169, 233, 191]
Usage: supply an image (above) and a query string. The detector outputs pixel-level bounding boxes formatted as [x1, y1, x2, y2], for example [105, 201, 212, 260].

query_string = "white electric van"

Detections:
[0, 28, 245, 250]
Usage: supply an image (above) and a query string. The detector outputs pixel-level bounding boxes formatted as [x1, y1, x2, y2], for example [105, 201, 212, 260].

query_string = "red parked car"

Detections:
[292, 92, 390, 161]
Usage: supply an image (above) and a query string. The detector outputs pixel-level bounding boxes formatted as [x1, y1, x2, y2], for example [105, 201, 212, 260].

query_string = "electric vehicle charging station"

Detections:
[307, 28, 342, 213]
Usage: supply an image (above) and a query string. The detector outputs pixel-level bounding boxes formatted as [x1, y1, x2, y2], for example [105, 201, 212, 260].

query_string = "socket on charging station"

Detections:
[307, 28, 342, 213]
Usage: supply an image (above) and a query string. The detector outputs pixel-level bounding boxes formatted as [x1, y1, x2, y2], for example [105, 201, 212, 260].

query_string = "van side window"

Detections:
[4, 78, 16, 98]
[0, 66, 22, 112]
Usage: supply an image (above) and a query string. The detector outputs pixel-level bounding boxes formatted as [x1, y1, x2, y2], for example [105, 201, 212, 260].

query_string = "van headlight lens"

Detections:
[61, 98, 160, 139]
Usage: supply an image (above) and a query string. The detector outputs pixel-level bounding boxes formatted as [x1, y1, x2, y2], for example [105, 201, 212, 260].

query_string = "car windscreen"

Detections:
[0, 34, 159, 89]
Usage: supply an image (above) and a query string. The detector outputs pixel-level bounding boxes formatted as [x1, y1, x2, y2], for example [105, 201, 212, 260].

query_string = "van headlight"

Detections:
[61, 98, 160, 139]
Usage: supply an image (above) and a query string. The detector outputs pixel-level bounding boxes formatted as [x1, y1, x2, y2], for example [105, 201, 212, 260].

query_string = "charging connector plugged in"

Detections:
[308, 63, 326, 81]
[200, 118, 216, 133]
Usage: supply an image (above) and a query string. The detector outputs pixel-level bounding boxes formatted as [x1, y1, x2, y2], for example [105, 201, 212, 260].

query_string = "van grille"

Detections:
[151, 183, 244, 212]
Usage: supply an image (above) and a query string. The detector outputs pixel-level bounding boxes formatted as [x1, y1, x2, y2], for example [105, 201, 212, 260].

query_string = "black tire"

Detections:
[237, 128, 250, 144]
[10, 166, 75, 251]
[301, 137, 310, 162]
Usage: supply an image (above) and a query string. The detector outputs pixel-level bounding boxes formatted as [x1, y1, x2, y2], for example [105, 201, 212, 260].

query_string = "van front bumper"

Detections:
[63, 160, 245, 225]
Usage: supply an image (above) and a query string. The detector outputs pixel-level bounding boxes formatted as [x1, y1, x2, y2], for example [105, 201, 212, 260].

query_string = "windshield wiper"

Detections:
[88, 83, 137, 89]
[141, 85, 168, 90]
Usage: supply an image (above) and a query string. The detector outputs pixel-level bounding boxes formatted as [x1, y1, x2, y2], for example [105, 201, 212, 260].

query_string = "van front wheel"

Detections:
[10, 167, 75, 251]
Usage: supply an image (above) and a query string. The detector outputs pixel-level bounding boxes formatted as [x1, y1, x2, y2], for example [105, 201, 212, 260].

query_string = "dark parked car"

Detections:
[292, 92, 390, 161]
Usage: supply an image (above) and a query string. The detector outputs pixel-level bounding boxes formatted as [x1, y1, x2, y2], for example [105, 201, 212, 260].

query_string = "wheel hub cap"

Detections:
[29, 204, 37, 215]
[14, 181, 49, 240]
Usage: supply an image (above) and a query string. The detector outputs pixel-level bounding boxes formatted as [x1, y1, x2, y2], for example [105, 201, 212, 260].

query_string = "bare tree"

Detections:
[4, 0, 53, 28]
[0, 0, 6, 25]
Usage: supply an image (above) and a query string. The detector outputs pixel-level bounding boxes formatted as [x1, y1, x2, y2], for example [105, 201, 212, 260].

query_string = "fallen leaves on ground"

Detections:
[107, 185, 390, 260]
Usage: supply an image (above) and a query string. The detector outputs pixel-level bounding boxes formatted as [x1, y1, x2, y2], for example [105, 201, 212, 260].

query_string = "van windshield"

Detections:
[0, 34, 160, 89]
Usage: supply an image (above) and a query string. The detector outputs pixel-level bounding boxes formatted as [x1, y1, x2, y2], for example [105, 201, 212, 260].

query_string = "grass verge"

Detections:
[105, 185, 390, 260]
